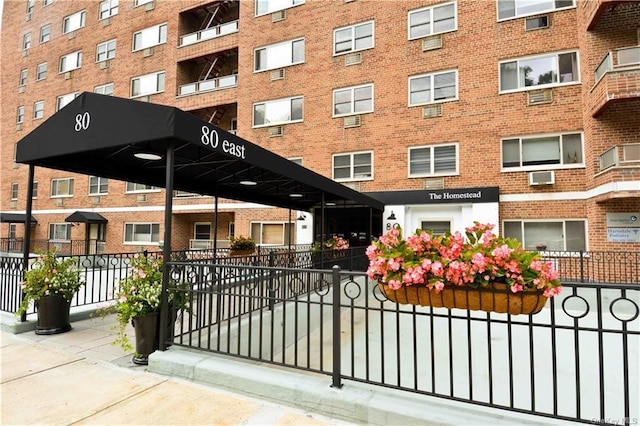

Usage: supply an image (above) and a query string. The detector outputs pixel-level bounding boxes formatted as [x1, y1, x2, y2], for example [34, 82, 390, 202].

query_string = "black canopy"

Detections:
[65, 211, 108, 223]
[15, 92, 383, 212]
[0, 213, 37, 224]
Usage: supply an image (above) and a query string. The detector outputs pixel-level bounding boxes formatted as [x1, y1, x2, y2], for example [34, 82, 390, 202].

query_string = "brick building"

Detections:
[1, 0, 639, 255]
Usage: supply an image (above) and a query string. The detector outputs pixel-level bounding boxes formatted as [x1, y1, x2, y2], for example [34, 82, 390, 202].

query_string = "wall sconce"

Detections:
[387, 211, 396, 220]
[297, 213, 306, 221]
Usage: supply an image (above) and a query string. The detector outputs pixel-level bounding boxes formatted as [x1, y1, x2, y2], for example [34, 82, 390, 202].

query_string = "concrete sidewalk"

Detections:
[0, 314, 353, 426]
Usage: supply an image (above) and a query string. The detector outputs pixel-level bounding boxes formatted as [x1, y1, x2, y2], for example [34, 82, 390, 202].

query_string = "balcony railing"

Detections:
[179, 20, 239, 47]
[178, 74, 238, 96]
[594, 45, 640, 83]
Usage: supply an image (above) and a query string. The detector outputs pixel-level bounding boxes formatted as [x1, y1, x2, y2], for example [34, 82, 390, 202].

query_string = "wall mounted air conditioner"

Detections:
[343, 115, 361, 128]
[422, 35, 443, 52]
[64, 71, 73, 80]
[102, 17, 111, 27]
[270, 69, 285, 81]
[137, 194, 147, 202]
[145, 1, 155, 11]
[344, 52, 362, 66]
[529, 170, 555, 186]
[55, 198, 65, 206]
[143, 47, 154, 57]
[67, 31, 76, 40]
[527, 89, 553, 105]
[525, 15, 549, 31]
[99, 60, 110, 70]
[92, 196, 101, 205]
[9, 201, 17, 209]
[272, 10, 286, 22]
[423, 104, 443, 118]
[268, 126, 284, 137]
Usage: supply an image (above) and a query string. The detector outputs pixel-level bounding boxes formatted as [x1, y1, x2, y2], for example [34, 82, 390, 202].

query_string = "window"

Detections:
[498, 0, 574, 20]
[253, 96, 303, 127]
[125, 182, 159, 192]
[95, 83, 114, 95]
[19, 69, 27, 86]
[33, 101, 44, 119]
[99, 0, 119, 19]
[36, 63, 47, 80]
[11, 183, 19, 200]
[254, 38, 304, 72]
[334, 21, 373, 55]
[289, 157, 303, 166]
[17, 106, 25, 124]
[43, 0, 53, 6]
[409, 70, 458, 105]
[132, 23, 167, 51]
[59, 50, 82, 73]
[421, 221, 451, 235]
[63, 10, 86, 34]
[409, 144, 458, 176]
[599, 147, 617, 171]
[408, 2, 457, 40]
[504, 220, 586, 251]
[333, 84, 373, 117]
[124, 223, 160, 243]
[23, 33, 32, 50]
[49, 224, 72, 242]
[40, 24, 51, 43]
[57, 92, 79, 111]
[250, 222, 293, 245]
[130, 71, 165, 97]
[134, 0, 154, 6]
[26, 0, 35, 14]
[333, 151, 373, 181]
[89, 176, 109, 195]
[51, 178, 74, 197]
[96, 39, 116, 62]
[502, 132, 583, 170]
[255, 0, 304, 16]
[194, 223, 211, 240]
[32, 182, 38, 198]
[500, 51, 579, 92]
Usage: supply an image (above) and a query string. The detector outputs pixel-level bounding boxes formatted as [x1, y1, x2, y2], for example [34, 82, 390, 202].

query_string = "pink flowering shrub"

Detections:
[325, 236, 350, 251]
[366, 222, 562, 298]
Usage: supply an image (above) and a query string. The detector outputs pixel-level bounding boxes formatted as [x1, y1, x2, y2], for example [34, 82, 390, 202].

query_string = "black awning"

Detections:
[65, 211, 108, 223]
[15, 92, 384, 212]
[0, 213, 37, 223]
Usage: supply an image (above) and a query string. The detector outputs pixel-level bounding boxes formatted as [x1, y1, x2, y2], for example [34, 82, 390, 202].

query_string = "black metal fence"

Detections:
[164, 262, 639, 425]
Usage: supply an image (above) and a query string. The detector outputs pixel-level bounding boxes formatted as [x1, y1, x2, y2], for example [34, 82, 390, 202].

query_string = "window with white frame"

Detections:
[19, 69, 27, 86]
[51, 178, 74, 197]
[11, 183, 19, 200]
[40, 24, 51, 43]
[43, 0, 53, 7]
[409, 69, 458, 106]
[333, 84, 373, 117]
[498, 0, 574, 20]
[95, 83, 114, 95]
[333, 151, 373, 181]
[500, 51, 579, 92]
[255, 0, 304, 16]
[334, 21, 374, 55]
[599, 146, 617, 171]
[289, 157, 303, 166]
[23, 33, 32, 50]
[62, 10, 86, 34]
[408, 1, 457, 40]
[33, 101, 44, 119]
[409, 144, 458, 176]
[250, 222, 293, 245]
[32, 181, 38, 198]
[26, 0, 34, 14]
[132, 23, 167, 51]
[36, 63, 47, 80]
[96, 39, 116, 62]
[253, 96, 303, 127]
[134, 0, 154, 7]
[99, 0, 119, 19]
[89, 176, 109, 195]
[130, 71, 165, 97]
[57, 92, 79, 111]
[502, 132, 583, 170]
[254, 38, 304, 72]
[124, 223, 160, 243]
[49, 223, 72, 242]
[504, 220, 586, 251]
[59, 50, 82, 73]
[17, 106, 25, 124]
[125, 182, 159, 192]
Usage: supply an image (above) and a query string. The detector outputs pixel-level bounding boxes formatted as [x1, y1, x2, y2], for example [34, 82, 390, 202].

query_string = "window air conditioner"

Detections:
[527, 89, 553, 105]
[272, 10, 286, 22]
[143, 47, 154, 57]
[145, 1, 155, 11]
[137, 194, 147, 202]
[529, 170, 555, 186]
[268, 126, 284, 137]
[92, 196, 101, 205]
[343, 115, 361, 128]
[422, 35, 443, 52]
[344, 52, 362, 66]
[270, 69, 285, 81]
[99, 60, 110, 70]
[65, 71, 73, 80]
[525, 15, 549, 31]
[423, 104, 443, 118]
[56, 198, 65, 206]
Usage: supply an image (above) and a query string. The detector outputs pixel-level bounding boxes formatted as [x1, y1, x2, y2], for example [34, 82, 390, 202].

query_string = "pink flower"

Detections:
[543, 286, 562, 298]
[510, 283, 523, 293]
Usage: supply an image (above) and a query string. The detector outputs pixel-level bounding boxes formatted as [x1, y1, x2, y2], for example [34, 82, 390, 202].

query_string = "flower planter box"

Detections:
[377, 281, 548, 315]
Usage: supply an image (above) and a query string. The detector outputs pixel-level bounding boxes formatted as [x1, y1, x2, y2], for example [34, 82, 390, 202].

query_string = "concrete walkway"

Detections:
[0, 314, 354, 426]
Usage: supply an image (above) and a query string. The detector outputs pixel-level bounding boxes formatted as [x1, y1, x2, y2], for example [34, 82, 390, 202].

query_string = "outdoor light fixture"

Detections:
[387, 211, 396, 220]
[325, 202, 336, 206]
[134, 152, 162, 161]
[289, 193, 303, 198]
[240, 180, 257, 186]
[297, 213, 306, 221]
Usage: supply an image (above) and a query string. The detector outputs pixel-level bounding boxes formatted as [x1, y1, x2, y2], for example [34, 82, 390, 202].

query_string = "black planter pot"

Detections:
[131, 312, 159, 365]
[35, 294, 71, 335]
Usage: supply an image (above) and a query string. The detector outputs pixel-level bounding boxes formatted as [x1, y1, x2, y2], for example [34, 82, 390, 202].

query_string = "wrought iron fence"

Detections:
[164, 262, 639, 425]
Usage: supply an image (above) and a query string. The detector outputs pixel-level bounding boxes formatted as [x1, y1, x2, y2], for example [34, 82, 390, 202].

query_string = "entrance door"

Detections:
[193, 223, 212, 249]
[88, 223, 105, 254]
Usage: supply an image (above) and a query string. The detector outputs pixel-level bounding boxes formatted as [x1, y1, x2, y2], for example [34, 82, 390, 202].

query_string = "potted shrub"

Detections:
[366, 222, 562, 315]
[106, 253, 187, 365]
[17, 248, 85, 335]
[312, 235, 350, 267]
[229, 236, 256, 256]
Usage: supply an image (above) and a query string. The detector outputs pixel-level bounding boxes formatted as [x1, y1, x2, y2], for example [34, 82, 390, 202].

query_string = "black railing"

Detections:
[165, 262, 639, 425]
[0, 238, 104, 256]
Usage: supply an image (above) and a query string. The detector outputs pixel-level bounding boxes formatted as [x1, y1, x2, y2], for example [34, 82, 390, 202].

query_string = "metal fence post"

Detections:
[331, 265, 343, 389]
[579, 250, 585, 283]
[268, 251, 275, 311]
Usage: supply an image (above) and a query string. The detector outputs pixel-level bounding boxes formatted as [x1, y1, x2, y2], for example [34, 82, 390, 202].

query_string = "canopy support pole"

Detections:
[20, 165, 36, 322]
[159, 142, 175, 352]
